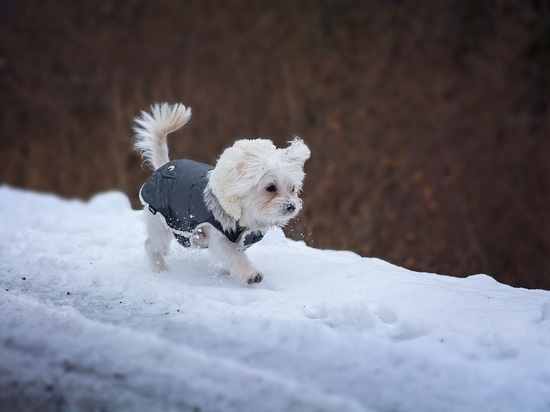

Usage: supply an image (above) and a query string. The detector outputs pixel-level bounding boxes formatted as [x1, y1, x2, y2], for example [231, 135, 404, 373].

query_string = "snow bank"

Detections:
[1, 186, 549, 411]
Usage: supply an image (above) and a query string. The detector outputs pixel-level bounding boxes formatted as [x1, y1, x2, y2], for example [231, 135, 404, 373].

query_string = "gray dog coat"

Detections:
[139, 159, 264, 250]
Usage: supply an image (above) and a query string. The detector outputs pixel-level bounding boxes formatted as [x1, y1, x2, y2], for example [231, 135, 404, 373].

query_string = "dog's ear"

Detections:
[284, 137, 310, 166]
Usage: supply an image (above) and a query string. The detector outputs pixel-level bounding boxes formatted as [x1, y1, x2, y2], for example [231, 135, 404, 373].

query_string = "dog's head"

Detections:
[208, 137, 310, 229]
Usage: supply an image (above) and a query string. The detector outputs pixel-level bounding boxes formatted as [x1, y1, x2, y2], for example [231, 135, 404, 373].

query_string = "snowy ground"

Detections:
[1, 186, 549, 412]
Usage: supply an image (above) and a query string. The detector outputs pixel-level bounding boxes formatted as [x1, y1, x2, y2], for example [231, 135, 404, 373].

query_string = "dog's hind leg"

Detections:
[144, 209, 172, 272]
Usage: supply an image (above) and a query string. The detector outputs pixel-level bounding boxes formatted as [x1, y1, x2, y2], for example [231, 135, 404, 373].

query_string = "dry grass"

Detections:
[1, 0, 548, 288]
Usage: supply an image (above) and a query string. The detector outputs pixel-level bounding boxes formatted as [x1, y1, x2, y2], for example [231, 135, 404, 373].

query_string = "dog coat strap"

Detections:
[234, 228, 264, 251]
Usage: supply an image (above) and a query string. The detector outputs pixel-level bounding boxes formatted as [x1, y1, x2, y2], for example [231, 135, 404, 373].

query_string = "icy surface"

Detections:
[1, 186, 549, 411]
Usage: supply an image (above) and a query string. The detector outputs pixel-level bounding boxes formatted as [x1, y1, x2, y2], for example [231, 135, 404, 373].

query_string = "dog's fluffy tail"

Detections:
[133, 103, 192, 170]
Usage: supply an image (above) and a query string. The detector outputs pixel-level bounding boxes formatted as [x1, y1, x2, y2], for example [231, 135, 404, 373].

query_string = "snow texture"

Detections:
[1, 186, 549, 411]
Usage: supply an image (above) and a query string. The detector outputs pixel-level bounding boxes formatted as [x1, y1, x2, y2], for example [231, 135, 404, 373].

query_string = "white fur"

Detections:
[133, 103, 192, 170]
[133, 102, 310, 284]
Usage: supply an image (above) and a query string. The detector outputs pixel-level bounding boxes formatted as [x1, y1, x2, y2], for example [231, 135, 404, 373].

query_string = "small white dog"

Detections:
[133, 103, 310, 284]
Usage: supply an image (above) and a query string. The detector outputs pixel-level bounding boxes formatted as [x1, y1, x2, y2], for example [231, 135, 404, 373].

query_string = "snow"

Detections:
[1, 185, 549, 412]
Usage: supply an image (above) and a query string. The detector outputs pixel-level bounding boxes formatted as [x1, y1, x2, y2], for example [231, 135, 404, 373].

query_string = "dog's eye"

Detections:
[266, 184, 277, 193]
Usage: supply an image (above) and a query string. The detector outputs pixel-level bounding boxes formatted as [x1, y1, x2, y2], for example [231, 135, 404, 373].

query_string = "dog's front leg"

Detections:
[194, 223, 263, 284]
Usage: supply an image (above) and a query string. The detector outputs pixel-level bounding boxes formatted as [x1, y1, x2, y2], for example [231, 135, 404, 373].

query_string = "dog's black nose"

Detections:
[284, 201, 296, 213]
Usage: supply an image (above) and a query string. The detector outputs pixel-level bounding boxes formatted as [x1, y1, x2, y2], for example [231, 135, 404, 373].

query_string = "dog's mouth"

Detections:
[253, 198, 302, 227]
[263, 211, 297, 227]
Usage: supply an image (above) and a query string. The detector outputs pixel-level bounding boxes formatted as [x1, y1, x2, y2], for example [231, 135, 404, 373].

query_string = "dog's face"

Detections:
[240, 151, 306, 227]
[208, 137, 310, 229]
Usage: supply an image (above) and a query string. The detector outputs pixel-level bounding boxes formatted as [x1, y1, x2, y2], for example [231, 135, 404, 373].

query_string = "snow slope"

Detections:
[1, 185, 549, 412]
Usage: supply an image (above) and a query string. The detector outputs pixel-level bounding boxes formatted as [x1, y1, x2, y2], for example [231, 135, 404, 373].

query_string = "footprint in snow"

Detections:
[305, 303, 427, 341]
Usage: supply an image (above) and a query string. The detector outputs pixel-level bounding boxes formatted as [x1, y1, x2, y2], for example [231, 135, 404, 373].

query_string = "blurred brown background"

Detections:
[1, 0, 548, 289]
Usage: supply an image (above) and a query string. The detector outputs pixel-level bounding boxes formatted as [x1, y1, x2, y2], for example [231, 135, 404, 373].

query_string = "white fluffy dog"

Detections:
[133, 103, 310, 284]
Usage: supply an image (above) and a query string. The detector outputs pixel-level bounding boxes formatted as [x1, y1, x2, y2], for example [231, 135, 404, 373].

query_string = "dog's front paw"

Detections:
[246, 273, 263, 284]
[190, 225, 209, 248]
